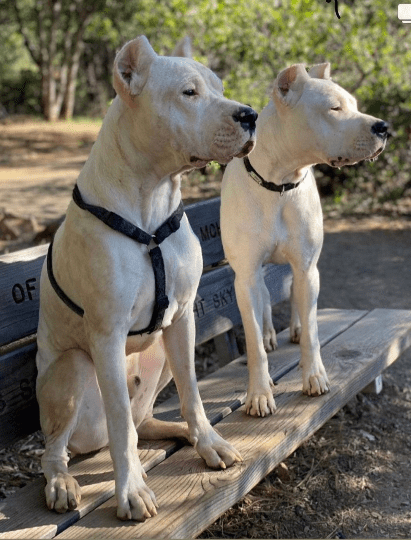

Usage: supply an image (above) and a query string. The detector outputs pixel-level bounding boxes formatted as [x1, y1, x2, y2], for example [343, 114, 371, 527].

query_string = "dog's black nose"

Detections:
[232, 106, 258, 133]
[371, 120, 389, 139]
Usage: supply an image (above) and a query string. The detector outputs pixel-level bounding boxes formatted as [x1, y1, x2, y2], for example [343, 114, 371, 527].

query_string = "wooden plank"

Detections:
[0, 262, 292, 447]
[0, 245, 47, 347]
[0, 342, 39, 447]
[56, 309, 411, 539]
[185, 197, 224, 267]
[155, 308, 368, 425]
[0, 309, 366, 538]
[0, 197, 222, 347]
[0, 440, 173, 540]
[194, 262, 292, 344]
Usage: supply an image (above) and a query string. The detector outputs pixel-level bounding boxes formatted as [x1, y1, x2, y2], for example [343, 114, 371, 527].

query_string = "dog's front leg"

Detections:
[291, 264, 330, 396]
[163, 309, 242, 469]
[88, 331, 158, 521]
[235, 272, 276, 416]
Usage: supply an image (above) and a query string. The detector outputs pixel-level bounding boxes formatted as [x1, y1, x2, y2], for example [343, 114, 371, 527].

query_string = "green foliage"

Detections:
[0, 23, 41, 115]
[0, 0, 410, 211]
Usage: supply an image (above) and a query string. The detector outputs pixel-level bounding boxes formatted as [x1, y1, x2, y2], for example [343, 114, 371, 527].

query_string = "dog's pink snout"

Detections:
[232, 106, 258, 133]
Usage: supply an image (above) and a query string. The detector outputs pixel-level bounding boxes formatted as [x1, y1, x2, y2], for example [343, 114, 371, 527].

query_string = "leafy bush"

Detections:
[1, 0, 410, 212]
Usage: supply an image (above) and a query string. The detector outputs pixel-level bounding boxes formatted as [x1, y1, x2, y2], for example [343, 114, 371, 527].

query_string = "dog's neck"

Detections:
[249, 100, 312, 186]
[76, 97, 184, 232]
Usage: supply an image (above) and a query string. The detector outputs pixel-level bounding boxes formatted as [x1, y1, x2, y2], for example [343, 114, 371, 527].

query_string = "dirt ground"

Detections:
[1, 120, 410, 538]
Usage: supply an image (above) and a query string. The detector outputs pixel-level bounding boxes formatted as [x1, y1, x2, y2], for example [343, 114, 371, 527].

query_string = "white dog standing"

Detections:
[36, 36, 257, 521]
[221, 63, 388, 417]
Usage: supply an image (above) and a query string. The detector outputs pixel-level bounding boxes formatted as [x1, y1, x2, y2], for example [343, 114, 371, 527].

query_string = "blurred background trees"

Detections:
[0, 0, 410, 211]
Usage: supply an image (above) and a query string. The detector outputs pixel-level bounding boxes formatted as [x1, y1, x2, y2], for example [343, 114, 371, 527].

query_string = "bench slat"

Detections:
[0, 246, 47, 347]
[0, 342, 39, 447]
[0, 261, 292, 447]
[0, 308, 367, 539]
[55, 309, 411, 539]
[185, 197, 223, 267]
[195, 262, 292, 344]
[154, 308, 368, 425]
[0, 197, 231, 348]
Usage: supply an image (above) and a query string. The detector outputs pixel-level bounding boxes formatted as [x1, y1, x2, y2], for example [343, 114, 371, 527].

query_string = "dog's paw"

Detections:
[290, 324, 301, 344]
[45, 472, 82, 513]
[116, 474, 158, 522]
[263, 329, 278, 352]
[301, 364, 330, 396]
[245, 388, 276, 417]
[194, 428, 242, 469]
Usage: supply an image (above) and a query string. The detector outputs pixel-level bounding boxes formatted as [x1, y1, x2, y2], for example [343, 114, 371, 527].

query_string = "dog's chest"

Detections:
[128, 218, 202, 331]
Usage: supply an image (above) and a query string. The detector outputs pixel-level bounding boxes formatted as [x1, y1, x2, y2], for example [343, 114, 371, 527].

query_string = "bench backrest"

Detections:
[0, 197, 291, 446]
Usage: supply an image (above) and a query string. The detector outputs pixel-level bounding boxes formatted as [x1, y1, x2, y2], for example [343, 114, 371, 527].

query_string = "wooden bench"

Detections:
[0, 196, 410, 539]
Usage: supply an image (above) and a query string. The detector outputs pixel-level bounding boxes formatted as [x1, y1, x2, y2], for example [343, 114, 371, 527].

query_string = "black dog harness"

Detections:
[47, 184, 185, 336]
[243, 156, 308, 195]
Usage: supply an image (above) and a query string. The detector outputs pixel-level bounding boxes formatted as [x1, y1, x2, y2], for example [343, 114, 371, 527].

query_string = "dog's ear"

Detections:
[113, 36, 157, 109]
[309, 63, 331, 80]
[273, 64, 309, 106]
[172, 36, 192, 58]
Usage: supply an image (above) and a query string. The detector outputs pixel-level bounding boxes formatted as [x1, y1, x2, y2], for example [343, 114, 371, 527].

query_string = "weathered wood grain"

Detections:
[0, 440, 172, 539]
[0, 342, 39, 447]
[185, 197, 223, 267]
[155, 309, 368, 425]
[194, 262, 292, 344]
[0, 197, 223, 347]
[0, 262, 292, 447]
[56, 309, 411, 539]
[0, 309, 366, 539]
[0, 245, 47, 347]
[0, 256, 291, 352]
[0, 250, 291, 350]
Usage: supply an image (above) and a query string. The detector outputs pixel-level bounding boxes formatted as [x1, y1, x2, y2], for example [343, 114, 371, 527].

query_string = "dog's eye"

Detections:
[331, 106, 342, 111]
[183, 89, 197, 96]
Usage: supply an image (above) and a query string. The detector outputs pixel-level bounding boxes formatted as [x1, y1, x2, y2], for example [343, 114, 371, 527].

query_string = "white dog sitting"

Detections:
[36, 36, 257, 521]
[221, 63, 388, 417]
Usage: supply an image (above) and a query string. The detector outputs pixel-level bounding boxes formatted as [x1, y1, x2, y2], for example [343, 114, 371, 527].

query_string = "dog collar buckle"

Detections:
[250, 171, 261, 185]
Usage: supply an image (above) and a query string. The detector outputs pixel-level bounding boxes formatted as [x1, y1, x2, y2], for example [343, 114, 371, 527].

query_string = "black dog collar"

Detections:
[47, 185, 185, 336]
[243, 156, 308, 195]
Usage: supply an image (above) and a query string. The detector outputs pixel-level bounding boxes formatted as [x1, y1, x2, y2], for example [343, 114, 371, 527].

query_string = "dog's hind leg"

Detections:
[129, 348, 190, 442]
[137, 416, 189, 442]
[36, 349, 106, 513]
[289, 278, 302, 343]
[262, 278, 277, 352]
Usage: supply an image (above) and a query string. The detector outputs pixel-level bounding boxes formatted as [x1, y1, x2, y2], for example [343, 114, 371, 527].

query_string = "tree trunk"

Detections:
[61, 43, 83, 120]
[13, 0, 102, 121]
[42, 69, 62, 121]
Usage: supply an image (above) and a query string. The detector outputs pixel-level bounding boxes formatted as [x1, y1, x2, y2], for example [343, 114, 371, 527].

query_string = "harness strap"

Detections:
[243, 156, 307, 195]
[47, 240, 84, 317]
[47, 185, 185, 336]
